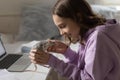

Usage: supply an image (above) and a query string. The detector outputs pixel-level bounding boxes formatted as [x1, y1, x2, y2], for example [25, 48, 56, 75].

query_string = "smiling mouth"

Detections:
[63, 34, 79, 44]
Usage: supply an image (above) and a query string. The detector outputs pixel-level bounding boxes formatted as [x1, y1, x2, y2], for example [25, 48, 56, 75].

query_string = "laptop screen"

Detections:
[0, 39, 6, 58]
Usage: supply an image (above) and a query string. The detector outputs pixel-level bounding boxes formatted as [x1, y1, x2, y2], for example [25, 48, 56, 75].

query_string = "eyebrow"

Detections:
[58, 23, 65, 27]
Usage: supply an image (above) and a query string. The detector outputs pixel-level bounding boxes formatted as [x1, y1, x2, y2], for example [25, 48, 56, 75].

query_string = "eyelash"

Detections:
[60, 25, 66, 29]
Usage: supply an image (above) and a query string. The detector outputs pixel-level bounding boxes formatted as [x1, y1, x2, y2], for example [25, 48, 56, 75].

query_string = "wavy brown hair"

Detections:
[52, 0, 106, 44]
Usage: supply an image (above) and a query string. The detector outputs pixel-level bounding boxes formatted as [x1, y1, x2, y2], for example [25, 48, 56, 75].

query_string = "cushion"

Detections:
[91, 5, 117, 19]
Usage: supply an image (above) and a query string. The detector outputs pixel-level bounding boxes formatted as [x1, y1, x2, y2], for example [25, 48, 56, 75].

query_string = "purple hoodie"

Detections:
[48, 19, 120, 80]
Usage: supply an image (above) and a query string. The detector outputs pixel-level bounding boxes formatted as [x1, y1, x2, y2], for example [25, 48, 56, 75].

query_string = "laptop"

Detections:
[0, 37, 31, 72]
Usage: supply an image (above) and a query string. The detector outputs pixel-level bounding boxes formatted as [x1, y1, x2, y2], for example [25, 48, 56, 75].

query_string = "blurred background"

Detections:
[0, 1, 120, 80]
[0, 0, 120, 43]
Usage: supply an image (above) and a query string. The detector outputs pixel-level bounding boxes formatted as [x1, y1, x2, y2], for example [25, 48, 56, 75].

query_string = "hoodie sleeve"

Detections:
[63, 47, 79, 65]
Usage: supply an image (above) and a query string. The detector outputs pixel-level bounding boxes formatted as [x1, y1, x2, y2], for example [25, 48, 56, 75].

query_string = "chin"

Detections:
[70, 37, 79, 44]
[63, 34, 80, 44]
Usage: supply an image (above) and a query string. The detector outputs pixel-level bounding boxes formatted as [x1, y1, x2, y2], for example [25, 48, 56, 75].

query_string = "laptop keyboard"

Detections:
[0, 54, 22, 69]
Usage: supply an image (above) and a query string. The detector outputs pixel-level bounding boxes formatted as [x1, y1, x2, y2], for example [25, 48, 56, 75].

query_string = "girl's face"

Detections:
[53, 15, 80, 43]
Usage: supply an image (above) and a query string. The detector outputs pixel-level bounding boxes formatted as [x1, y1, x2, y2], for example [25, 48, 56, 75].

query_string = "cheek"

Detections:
[60, 28, 70, 34]
[57, 28, 68, 36]
[69, 27, 80, 35]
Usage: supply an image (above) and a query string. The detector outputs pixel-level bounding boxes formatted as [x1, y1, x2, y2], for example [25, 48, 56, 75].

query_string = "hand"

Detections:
[29, 49, 50, 65]
[47, 40, 68, 54]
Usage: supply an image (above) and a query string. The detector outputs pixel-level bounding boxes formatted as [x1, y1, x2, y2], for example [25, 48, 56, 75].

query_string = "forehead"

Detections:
[53, 15, 67, 25]
[53, 15, 63, 21]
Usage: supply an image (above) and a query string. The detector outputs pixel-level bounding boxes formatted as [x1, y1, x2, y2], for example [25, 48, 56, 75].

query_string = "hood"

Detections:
[98, 19, 120, 47]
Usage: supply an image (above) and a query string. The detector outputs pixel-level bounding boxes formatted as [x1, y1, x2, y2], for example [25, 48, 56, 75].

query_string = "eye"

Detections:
[59, 24, 66, 29]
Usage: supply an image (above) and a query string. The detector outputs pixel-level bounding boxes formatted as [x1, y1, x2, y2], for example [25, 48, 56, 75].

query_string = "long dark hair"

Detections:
[52, 0, 106, 44]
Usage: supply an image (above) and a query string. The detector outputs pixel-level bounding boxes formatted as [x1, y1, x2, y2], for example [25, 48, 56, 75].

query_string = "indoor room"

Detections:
[0, 0, 120, 80]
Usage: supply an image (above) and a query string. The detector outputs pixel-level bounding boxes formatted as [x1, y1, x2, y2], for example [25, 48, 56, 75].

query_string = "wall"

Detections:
[0, 0, 56, 43]
[0, 0, 56, 34]
[87, 0, 120, 5]
[1, 0, 119, 34]
[0, 0, 120, 43]
[0, 0, 56, 15]
[0, 0, 120, 34]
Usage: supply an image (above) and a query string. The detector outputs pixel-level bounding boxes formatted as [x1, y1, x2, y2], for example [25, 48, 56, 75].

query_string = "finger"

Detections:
[30, 57, 47, 64]
[30, 59, 37, 64]
[32, 51, 45, 56]
[47, 47, 53, 51]
[36, 53, 49, 60]
[48, 40, 61, 45]
[29, 55, 35, 60]
[30, 49, 38, 52]
[29, 53, 42, 60]
[31, 48, 45, 53]
[36, 56, 48, 61]
[49, 46, 65, 53]
[34, 53, 44, 60]
[35, 59, 48, 64]
[47, 45, 57, 52]
[29, 55, 44, 64]
[55, 48, 64, 52]
[48, 40, 56, 42]
[54, 41, 66, 48]
[31, 54, 50, 65]
[48, 40, 63, 47]
[29, 51, 41, 57]
[29, 52, 36, 57]
[31, 50, 40, 54]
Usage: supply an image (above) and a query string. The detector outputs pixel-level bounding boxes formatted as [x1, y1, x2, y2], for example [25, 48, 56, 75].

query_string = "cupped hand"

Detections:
[47, 40, 68, 54]
[29, 49, 50, 65]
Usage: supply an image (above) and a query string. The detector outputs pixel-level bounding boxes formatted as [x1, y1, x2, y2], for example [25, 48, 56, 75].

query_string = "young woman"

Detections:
[29, 0, 120, 80]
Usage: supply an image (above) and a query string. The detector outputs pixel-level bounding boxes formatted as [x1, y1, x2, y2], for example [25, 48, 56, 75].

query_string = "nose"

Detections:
[60, 30, 65, 36]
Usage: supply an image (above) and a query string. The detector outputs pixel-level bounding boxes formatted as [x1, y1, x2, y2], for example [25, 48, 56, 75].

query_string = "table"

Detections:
[12, 64, 50, 80]
[3, 41, 51, 80]
[3, 41, 79, 80]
